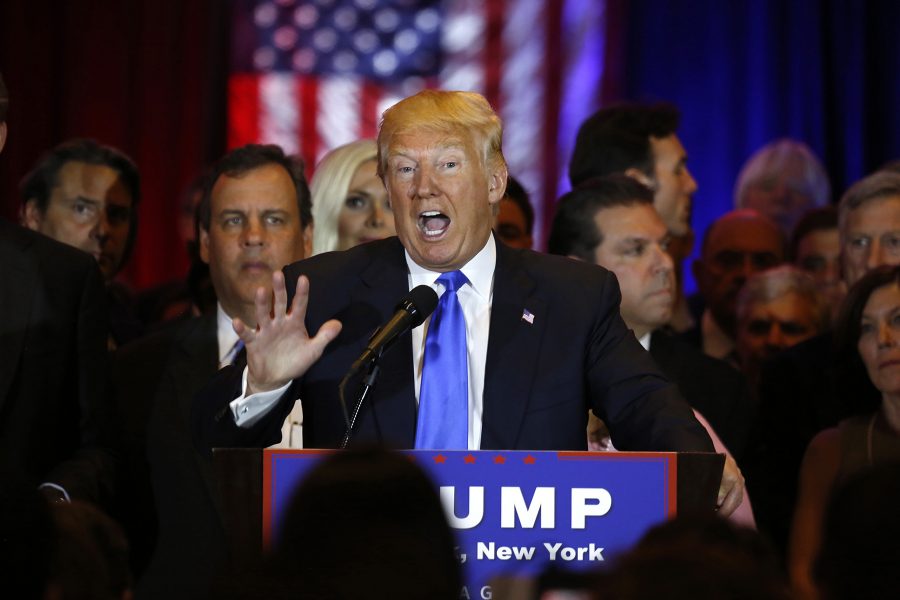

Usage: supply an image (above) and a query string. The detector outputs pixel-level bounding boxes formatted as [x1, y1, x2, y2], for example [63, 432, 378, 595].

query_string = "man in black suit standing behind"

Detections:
[0, 72, 113, 503]
[193, 90, 743, 514]
[112, 144, 312, 598]
[547, 175, 754, 463]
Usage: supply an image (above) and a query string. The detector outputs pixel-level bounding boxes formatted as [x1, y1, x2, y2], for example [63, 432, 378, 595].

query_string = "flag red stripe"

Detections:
[360, 80, 381, 139]
[299, 77, 320, 170]
[541, 1, 564, 246]
[228, 74, 261, 150]
[484, 0, 506, 110]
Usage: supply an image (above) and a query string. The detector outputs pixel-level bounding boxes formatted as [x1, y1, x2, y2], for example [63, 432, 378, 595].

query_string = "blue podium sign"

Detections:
[263, 450, 676, 596]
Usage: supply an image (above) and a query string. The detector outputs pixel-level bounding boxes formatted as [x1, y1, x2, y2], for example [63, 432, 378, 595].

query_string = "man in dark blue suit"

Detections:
[193, 90, 743, 514]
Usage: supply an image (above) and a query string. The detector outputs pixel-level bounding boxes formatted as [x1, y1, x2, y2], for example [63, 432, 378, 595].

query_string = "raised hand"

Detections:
[233, 271, 342, 395]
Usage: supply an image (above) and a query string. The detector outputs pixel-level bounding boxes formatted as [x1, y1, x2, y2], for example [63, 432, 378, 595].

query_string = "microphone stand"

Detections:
[338, 346, 383, 449]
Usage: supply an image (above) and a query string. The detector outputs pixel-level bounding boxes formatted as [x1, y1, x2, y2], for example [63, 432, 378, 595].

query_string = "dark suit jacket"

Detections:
[112, 313, 227, 599]
[194, 237, 713, 453]
[0, 219, 113, 501]
[649, 329, 753, 461]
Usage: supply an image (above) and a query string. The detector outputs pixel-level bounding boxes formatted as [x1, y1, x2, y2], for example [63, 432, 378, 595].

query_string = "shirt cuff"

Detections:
[230, 366, 291, 427]
[39, 482, 71, 503]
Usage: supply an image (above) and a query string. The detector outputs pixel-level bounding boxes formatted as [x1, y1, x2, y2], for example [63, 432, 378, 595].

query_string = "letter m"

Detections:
[500, 487, 555, 529]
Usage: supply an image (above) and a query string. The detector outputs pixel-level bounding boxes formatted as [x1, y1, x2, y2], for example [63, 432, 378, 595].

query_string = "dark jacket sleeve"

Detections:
[191, 365, 299, 456]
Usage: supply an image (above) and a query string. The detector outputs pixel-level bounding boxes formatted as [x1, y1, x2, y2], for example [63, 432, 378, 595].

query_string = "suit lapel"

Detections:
[353, 240, 418, 445]
[0, 232, 39, 410]
[481, 244, 547, 449]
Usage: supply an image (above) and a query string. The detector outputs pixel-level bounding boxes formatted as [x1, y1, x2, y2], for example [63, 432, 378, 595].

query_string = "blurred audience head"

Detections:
[494, 175, 534, 249]
[735, 265, 829, 382]
[311, 139, 394, 254]
[791, 206, 845, 319]
[20, 138, 140, 280]
[0, 476, 56, 600]
[266, 446, 460, 600]
[838, 170, 900, 287]
[595, 514, 789, 600]
[549, 175, 670, 338]
[734, 139, 831, 234]
[693, 209, 785, 337]
[199, 144, 312, 327]
[49, 500, 132, 600]
[569, 102, 696, 236]
[815, 462, 900, 600]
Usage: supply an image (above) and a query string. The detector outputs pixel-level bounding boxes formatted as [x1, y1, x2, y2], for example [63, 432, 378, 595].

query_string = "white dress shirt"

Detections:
[229, 236, 497, 450]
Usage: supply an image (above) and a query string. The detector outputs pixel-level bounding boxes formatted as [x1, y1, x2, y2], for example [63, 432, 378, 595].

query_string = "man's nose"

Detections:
[867, 239, 889, 271]
[766, 323, 787, 349]
[91, 211, 110, 243]
[413, 168, 438, 198]
[242, 218, 265, 245]
[653, 245, 675, 274]
[684, 168, 698, 195]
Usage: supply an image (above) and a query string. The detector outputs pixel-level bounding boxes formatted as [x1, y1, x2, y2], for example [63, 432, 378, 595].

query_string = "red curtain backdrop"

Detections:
[0, 0, 228, 290]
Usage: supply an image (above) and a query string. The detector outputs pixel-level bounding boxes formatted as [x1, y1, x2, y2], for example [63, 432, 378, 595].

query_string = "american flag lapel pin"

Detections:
[521, 309, 535, 325]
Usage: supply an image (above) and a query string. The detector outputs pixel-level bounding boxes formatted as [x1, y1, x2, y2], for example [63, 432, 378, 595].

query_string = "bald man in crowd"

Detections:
[688, 210, 786, 366]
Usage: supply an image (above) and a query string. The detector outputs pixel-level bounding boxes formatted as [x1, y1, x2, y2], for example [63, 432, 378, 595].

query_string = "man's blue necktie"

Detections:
[415, 270, 469, 449]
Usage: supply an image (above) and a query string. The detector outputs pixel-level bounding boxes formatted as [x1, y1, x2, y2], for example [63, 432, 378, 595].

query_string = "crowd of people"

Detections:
[2, 68, 899, 600]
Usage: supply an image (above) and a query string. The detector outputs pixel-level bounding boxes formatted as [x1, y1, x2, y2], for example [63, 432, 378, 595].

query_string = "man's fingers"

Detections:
[271, 270, 288, 318]
[717, 482, 743, 517]
[233, 318, 254, 343]
[716, 457, 745, 517]
[307, 319, 343, 359]
[291, 275, 311, 320]
[253, 285, 270, 329]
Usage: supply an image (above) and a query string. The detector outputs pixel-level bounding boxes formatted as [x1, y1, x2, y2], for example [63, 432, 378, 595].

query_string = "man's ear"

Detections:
[691, 258, 706, 292]
[198, 227, 211, 265]
[22, 198, 43, 231]
[0, 122, 7, 154]
[488, 166, 508, 205]
[624, 167, 655, 190]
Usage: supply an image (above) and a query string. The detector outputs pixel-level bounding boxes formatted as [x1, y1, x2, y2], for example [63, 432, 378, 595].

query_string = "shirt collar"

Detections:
[405, 234, 496, 299]
[216, 302, 240, 361]
[638, 331, 652, 351]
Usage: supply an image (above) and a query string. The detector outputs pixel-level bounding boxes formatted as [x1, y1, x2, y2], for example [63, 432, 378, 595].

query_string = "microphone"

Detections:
[347, 284, 438, 376]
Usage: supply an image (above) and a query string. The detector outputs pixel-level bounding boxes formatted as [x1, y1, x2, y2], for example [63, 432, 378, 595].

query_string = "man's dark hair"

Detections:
[19, 138, 141, 263]
[789, 206, 838, 261]
[548, 174, 654, 260]
[503, 175, 534, 234]
[569, 103, 680, 187]
[0, 72, 9, 123]
[199, 144, 312, 231]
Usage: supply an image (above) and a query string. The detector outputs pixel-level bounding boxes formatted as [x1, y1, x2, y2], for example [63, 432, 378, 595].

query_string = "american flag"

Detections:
[228, 0, 611, 248]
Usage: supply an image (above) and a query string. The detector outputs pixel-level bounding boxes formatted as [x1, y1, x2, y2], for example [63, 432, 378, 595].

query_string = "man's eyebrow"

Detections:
[389, 141, 467, 157]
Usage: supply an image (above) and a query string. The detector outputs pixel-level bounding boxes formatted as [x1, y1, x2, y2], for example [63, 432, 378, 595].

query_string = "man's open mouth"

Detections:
[418, 210, 451, 237]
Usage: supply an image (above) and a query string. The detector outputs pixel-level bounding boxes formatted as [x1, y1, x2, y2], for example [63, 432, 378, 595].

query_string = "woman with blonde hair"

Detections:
[310, 139, 395, 254]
